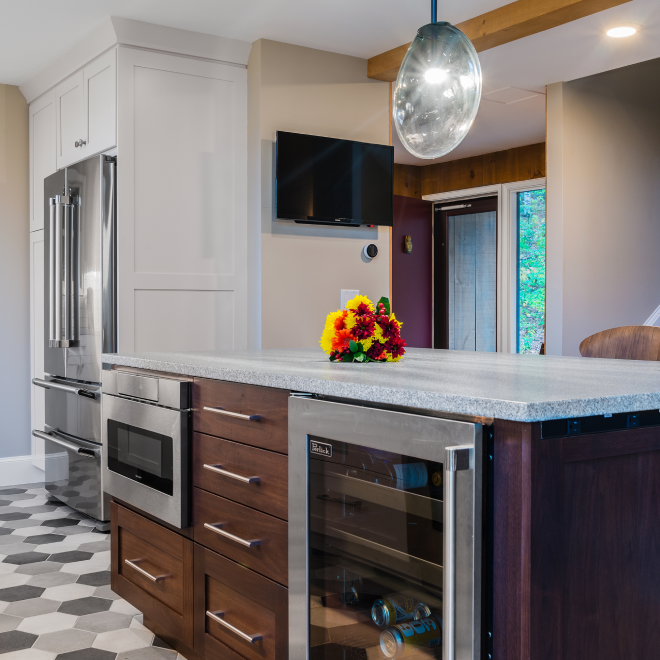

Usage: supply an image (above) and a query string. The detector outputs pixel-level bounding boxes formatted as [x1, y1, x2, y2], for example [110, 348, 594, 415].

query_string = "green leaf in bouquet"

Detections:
[377, 296, 391, 317]
[342, 353, 353, 362]
[355, 353, 366, 362]
[349, 340, 359, 353]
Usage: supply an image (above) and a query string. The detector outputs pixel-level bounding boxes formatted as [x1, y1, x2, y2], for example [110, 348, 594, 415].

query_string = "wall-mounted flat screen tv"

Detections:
[276, 131, 393, 226]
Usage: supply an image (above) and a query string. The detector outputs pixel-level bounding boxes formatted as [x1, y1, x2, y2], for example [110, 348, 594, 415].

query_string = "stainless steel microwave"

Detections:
[102, 370, 191, 528]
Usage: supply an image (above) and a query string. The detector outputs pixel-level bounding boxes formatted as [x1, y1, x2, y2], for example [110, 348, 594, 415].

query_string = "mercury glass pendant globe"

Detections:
[394, 22, 482, 159]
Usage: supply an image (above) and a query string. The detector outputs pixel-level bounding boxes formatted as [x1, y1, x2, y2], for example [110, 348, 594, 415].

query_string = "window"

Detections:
[516, 189, 546, 353]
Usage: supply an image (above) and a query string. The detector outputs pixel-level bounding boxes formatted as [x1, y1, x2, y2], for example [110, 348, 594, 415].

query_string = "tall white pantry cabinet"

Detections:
[26, 21, 250, 468]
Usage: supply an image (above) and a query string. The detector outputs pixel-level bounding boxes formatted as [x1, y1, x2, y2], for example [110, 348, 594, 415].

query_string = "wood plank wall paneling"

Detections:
[393, 143, 546, 199]
[393, 163, 422, 199]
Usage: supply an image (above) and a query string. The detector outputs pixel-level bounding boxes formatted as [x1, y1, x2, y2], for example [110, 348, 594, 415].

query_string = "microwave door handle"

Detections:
[32, 429, 98, 458]
[444, 446, 474, 660]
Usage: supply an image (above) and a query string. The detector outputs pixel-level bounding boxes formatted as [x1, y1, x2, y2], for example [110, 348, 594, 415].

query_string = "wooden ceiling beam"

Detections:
[367, 0, 632, 82]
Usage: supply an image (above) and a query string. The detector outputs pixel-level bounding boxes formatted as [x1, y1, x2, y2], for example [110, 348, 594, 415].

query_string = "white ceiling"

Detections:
[1, 0, 659, 165]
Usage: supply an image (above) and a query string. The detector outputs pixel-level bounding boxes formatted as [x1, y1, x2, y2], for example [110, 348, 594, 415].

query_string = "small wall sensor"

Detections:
[363, 244, 378, 260]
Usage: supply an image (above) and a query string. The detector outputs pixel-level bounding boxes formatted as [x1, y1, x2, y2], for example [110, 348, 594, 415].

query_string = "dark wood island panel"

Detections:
[493, 420, 660, 660]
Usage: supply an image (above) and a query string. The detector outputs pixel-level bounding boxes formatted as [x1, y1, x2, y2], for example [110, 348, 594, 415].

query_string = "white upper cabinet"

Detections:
[29, 91, 57, 232]
[56, 49, 116, 169]
[84, 50, 117, 157]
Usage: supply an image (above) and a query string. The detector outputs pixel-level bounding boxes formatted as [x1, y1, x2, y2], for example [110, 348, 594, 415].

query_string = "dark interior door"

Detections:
[433, 197, 498, 351]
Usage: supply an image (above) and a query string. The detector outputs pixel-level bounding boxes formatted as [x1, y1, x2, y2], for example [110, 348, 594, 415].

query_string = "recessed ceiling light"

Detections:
[606, 24, 640, 38]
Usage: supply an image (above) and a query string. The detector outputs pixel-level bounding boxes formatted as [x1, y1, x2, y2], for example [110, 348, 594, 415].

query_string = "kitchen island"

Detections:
[102, 348, 660, 660]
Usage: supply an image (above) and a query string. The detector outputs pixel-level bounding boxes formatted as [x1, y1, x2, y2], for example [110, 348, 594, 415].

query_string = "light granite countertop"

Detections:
[101, 348, 660, 422]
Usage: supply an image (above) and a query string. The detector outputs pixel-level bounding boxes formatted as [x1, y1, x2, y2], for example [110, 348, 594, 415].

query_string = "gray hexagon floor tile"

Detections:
[0, 628, 39, 652]
[77, 542, 110, 554]
[59, 597, 112, 616]
[0, 512, 31, 522]
[48, 519, 82, 529]
[92, 586, 120, 601]
[77, 572, 110, 587]
[33, 627, 98, 654]
[28, 571, 79, 588]
[117, 646, 178, 660]
[4, 597, 60, 618]
[0, 489, 27, 496]
[0, 612, 21, 632]
[16, 561, 64, 575]
[3, 551, 50, 565]
[0, 584, 45, 601]
[49, 550, 94, 564]
[24, 534, 67, 545]
[75, 611, 132, 633]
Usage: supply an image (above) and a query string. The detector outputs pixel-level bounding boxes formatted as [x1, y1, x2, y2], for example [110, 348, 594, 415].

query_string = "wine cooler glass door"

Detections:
[289, 397, 482, 660]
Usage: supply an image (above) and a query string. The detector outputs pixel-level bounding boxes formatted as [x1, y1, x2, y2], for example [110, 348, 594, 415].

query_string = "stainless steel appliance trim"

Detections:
[445, 445, 474, 660]
[202, 406, 261, 422]
[102, 393, 190, 528]
[203, 523, 261, 548]
[202, 463, 260, 484]
[288, 396, 482, 660]
[49, 199, 56, 343]
[63, 202, 71, 342]
[124, 558, 171, 582]
[32, 429, 98, 458]
[33, 377, 97, 399]
[101, 371, 190, 410]
[206, 611, 262, 643]
[101, 157, 117, 354]
[117, 372, 159, 402]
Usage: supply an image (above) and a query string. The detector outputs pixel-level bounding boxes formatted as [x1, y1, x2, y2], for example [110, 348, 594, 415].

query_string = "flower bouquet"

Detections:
[320, 295, 406, 363]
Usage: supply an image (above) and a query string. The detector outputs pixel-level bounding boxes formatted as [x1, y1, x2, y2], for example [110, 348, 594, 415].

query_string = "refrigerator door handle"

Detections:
[49, 199, 62, 347]
[32, 429, 99, 458]
[32, 378, 97, 399]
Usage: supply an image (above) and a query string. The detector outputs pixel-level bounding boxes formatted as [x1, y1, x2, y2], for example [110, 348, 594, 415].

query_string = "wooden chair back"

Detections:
[579, 325, 660, 361]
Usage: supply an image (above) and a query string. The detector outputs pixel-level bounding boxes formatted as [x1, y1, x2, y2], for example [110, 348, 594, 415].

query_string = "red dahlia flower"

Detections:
[367, 342, 386, 360]
[385, 336, 407, 359]
[378, 317, 401, 340]
[353, 315, 376, 340]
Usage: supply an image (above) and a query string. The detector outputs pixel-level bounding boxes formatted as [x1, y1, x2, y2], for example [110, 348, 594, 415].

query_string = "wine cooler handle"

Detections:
[444, 445, 474, 660]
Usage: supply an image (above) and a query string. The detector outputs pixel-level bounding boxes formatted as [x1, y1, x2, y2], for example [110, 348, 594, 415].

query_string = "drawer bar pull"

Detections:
[204, 522, 261, 548]
[203, 463, 260, 484]
[203, 406, 261, 422]
[206, 610, 262, 643]
[124, 558, 171, 582]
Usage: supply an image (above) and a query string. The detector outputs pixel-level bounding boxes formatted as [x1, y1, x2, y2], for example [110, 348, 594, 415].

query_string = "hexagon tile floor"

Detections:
[0, 484, 188, 660]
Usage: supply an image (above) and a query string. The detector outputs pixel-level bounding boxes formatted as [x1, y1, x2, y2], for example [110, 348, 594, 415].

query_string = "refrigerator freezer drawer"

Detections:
[43, 377, 102, 445]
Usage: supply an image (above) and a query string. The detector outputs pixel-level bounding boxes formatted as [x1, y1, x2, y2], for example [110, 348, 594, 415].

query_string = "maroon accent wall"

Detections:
[392, 194, 433, 348]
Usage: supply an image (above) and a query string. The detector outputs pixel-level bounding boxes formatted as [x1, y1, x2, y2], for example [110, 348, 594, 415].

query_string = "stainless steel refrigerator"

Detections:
[32, 154, 116, 529]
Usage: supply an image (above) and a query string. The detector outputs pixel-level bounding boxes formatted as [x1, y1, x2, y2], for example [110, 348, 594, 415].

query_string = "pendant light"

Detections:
[393, 0, 482, 159]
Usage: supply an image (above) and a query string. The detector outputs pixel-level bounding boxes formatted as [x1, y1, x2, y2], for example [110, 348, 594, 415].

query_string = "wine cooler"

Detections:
[289, 396, 484, 660]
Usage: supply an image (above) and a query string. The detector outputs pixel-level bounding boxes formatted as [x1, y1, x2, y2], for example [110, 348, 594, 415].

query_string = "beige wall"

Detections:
[546, 58, 660, 356]
[248, 39, 390, 349]
[0, 85, 29, 458]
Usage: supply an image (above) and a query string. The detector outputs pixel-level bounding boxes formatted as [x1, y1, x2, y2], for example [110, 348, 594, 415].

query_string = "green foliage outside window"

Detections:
[518, 190, 546, 353]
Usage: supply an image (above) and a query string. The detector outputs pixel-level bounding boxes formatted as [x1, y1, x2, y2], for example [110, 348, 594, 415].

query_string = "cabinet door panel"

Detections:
[29, 92, 56, 232]
[56, 70, 84, 168]
[111, 502, 194, 647]
[85, 49, 116, 155]
[116, 47, 247, 354]
[193, 545, 288, 660]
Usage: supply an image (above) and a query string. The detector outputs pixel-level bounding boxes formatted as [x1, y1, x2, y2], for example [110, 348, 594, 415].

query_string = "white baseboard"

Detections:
[0, 455, 44, 488]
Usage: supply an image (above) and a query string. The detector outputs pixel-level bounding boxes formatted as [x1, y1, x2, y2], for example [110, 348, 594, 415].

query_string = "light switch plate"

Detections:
[341, 290, 359, 309]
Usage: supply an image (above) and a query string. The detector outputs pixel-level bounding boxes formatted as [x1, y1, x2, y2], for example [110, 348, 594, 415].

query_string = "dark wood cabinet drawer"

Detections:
[193, 545, 288, 660]
[193, 432, 288, 520]
[193, 378, 289, 454]
[111, 502, 193, 647]
[193, 488, 288, 586]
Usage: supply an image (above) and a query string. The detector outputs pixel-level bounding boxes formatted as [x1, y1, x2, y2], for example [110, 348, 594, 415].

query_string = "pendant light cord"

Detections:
[431, 0, 437, 23]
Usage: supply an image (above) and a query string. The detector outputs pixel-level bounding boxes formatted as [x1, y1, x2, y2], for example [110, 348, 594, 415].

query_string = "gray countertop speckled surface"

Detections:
[101, 348, 660, 422]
